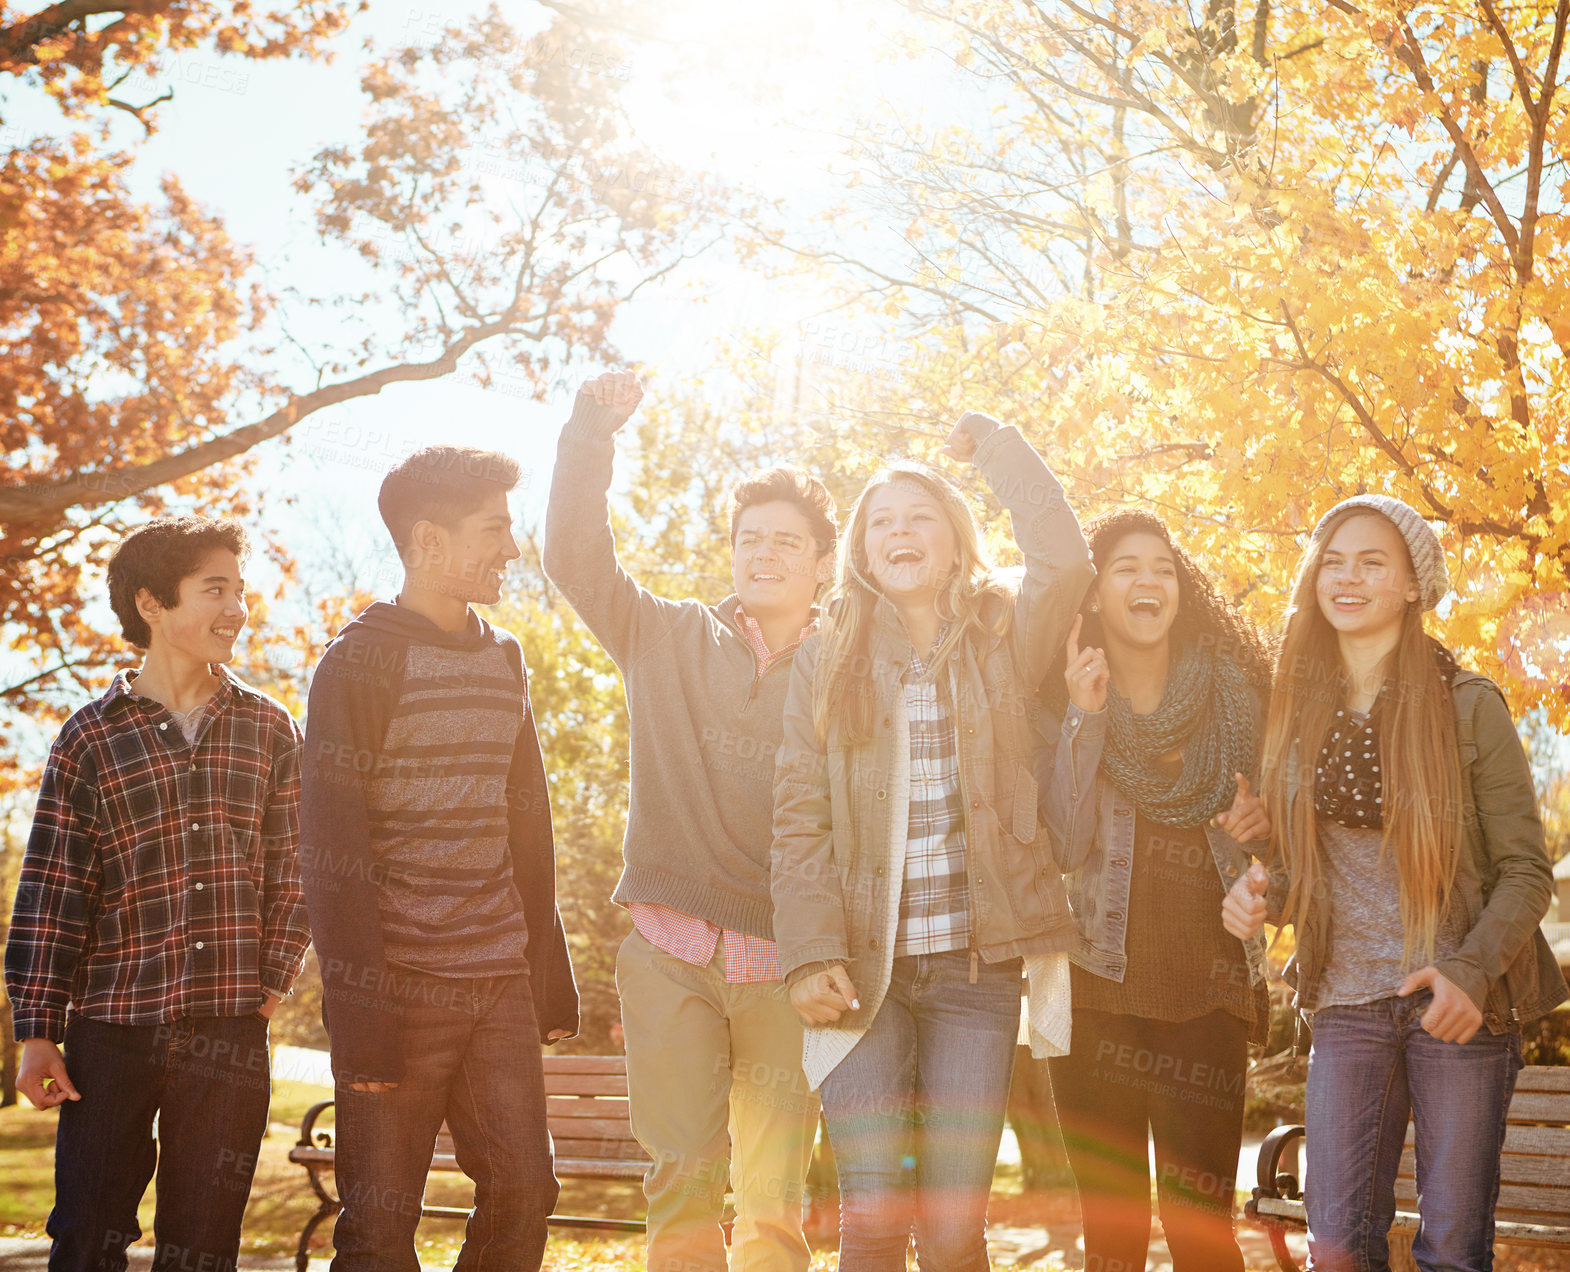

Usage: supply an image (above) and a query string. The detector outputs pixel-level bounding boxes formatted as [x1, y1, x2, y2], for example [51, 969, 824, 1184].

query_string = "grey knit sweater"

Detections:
[542, 396, 804, 938]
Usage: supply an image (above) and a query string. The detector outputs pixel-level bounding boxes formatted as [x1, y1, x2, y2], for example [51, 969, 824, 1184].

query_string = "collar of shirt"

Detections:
[102, 663, 255, 718]
[906, 622, 952, 681]
[734, 604, 819, 676]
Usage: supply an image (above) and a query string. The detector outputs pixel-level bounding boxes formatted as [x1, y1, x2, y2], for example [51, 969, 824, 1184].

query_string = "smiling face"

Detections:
[1314, 513, 1417, 642]
[860, 477, 960, 607]
[137, 548, 249, 666]
[1094, 531, 1181, 653]
[420, 489, 522, 605]
[731, 499, 827, 623]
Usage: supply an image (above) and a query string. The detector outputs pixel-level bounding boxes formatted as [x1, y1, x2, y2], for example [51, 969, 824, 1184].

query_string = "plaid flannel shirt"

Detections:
[4, 667, 311, 1042]
[893, 642, 971, 957]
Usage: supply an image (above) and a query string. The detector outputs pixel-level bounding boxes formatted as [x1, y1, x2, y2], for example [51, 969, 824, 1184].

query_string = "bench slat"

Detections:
[545, 1117, 641, 1140]
[542, 1056, 628, 1076]
[433, 1135, 646, 1162]
[548, 1096, 630, 1119]
[291, 1147, 648, 1176]
[1252, 1198, 1570, 1247]
[288, 1147, 334, 1166]
[554, 1138, 647, 1161]
[556, 1157, 646, 1181]
[1503, 1092, 1570, 1124]
[1513, 1069, 1570, 1095]
[1501, 1125, 1570, 1155]
[543, 1074, 632, 1096]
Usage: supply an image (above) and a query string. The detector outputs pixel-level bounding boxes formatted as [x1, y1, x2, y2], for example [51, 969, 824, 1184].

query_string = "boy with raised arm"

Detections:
[6, 516, 310, 1272]
[544, 373, 835, 1272]
[300, 445, 578, 1272]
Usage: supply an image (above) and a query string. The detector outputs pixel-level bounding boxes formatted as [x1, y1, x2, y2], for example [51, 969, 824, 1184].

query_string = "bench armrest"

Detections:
[1254, 1124, 1306, 1200]
[297, 1099, 338, 1150]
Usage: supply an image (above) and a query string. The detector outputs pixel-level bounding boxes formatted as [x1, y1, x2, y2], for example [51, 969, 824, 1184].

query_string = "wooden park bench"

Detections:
[1245, 1065, 1570, 1270]
[288, 1054, 649, 1272]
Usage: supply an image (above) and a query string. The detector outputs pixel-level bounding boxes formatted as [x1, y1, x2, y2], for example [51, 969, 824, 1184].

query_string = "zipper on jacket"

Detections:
[736, 600, 821, 715]
[739, 648, 793, 715]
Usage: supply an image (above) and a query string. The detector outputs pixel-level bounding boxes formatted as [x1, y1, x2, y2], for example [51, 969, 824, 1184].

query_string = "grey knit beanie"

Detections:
[1307, 495, 1449, 611]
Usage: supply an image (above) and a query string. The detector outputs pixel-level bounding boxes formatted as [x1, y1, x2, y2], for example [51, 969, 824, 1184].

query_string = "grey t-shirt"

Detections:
[1312, 818, 1468, 1012]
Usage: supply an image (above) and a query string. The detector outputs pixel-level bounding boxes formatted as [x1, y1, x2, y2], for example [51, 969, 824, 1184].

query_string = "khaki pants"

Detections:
[617, 927, 820, 1272]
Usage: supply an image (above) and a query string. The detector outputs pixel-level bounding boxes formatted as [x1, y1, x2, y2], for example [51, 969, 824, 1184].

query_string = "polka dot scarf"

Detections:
[1313, 707, 1385, 829]
[1312, 638, 1461, 831]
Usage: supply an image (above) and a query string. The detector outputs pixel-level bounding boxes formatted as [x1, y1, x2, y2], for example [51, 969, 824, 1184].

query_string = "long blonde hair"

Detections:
[812, 464, 1011, 746]
[1261, 510, 1461, 968]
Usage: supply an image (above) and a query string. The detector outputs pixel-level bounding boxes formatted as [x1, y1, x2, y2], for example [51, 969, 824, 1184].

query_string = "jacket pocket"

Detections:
[1011, 764, 1039, 843]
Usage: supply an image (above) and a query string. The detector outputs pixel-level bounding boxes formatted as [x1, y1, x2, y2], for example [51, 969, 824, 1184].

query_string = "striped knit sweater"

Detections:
[300, 600, 578, 1084]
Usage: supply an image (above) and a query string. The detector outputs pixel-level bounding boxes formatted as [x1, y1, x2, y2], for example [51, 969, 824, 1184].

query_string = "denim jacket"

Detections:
[1280, 671, 1567, 1035]
[1037, 703, 1273, 997]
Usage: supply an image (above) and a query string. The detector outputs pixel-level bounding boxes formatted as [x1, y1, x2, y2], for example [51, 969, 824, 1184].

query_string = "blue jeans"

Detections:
[1305, 992, 1522, 1272]
[48, 1012, 272, 1272]
[819, 951, 1022, 1272]
[330, 970, 557, 1272]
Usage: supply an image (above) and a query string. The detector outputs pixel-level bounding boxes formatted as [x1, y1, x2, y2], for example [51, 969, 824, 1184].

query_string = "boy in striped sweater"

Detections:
[300, 446, 578, 1272]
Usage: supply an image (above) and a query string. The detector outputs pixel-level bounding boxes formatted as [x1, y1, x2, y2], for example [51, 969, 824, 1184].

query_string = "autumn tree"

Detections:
[0, 1, 733, 769]
[779, 0, 1569, 723]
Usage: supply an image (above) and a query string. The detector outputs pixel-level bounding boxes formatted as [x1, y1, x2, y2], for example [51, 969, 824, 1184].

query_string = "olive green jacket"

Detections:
[1281, 671, 1567, 1034]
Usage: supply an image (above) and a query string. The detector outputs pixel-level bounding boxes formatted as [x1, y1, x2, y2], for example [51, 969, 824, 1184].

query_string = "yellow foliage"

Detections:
[830, 0, 1570, 723]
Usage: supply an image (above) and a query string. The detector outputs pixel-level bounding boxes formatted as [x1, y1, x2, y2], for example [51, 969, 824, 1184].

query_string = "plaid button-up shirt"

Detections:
[4, 667, 311, 1042]
[894, 640, 971, 957]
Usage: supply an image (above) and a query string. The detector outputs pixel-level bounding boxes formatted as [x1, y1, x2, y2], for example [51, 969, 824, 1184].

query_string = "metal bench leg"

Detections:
[295, 1199, 340, 1272]
[1263, 1220, 1303, 1272]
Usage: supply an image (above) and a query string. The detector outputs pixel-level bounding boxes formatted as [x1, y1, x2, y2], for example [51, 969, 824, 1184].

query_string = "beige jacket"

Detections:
[770, 422, 1094, 1084]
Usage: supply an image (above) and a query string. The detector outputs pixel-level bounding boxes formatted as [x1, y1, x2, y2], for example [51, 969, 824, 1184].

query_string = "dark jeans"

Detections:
[819, 951, 1023, 1272]
[1049, 1008, 1248, 1272]
[329, 969, 557, 1272]
[1304, 992, 1522, 1272]
[48, 1012, 272, 1272]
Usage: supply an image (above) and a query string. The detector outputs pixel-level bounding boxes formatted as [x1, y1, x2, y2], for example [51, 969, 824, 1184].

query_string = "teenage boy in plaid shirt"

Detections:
[5, 516, 311, 1272]
[544, 372, 835, 1272]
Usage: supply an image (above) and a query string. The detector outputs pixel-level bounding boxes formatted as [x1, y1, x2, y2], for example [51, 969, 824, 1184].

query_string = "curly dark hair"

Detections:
[107, 516, 250, 649]
[1043, 509, 1273, 716]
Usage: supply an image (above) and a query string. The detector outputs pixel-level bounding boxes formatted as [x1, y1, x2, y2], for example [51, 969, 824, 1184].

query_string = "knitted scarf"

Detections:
[1313, 638, 1462, 831]
[1100, 640, 1257, 828]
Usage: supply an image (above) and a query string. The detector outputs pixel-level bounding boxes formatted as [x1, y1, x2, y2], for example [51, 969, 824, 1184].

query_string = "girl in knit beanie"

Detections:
[1038, 508, 1274, 1272]
[1231, 495, 1565, 1270]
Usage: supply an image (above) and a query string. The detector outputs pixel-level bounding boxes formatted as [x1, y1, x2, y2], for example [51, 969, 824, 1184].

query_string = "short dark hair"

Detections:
[378, 446, 522, 552]
[727, 466, 837, 556]
[107, 516, 250, 649]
